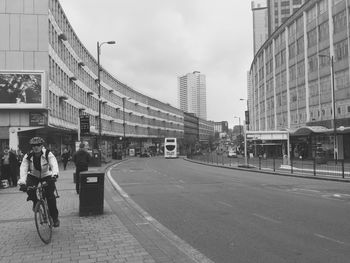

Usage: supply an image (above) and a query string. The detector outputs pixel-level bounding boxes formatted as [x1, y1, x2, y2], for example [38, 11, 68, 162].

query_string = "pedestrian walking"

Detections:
[72, 143, 91, 194]
[1, 146, 18, 187]
[61, 148, 70, 170]
[17, 136, 60, 227]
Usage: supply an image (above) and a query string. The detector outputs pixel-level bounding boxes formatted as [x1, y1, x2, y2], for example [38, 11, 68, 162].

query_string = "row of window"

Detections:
[48, 0, 184, 120]
[49, 54, 183, 133]
[256, 30, 349, 85]
[290, 110, 306, 125]
[48, 34, 183, 131]
[309, 102, 350, 120]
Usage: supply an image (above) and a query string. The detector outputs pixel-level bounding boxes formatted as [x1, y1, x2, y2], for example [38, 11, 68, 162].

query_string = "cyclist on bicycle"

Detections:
[18, 137, 60, 227]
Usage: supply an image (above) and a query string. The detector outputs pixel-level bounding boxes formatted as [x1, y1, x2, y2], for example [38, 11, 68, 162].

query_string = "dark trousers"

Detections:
[62, 160, 68, 170]
[2, 165, 17, 187]
[26, 174, 59, 220]
[11, 167, 18, 187]
[75, 167, 88, 194]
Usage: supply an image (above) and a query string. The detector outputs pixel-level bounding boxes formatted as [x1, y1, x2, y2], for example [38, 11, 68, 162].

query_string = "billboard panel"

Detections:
[80, 115, 90, 135]
[29, 112, 47, 126]
[0, 71, 44, 109]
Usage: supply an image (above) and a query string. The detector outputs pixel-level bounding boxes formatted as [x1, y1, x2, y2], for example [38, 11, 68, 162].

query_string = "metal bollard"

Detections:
[259, 156, 262, 170]
[313, 158, 316, 176]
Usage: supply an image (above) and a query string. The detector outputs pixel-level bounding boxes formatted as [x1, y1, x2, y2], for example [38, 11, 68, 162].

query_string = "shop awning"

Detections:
[291, 126, 329, 136]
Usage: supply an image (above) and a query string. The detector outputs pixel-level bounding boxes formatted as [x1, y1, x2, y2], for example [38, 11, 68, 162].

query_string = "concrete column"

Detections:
[9, 127, 19, 151]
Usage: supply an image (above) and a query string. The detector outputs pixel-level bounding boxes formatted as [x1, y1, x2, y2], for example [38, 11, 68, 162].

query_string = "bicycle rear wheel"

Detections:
[34, 200, 52, 244]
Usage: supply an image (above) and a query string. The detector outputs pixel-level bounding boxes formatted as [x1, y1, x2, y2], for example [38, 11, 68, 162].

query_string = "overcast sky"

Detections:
[59, 0, 253, 129]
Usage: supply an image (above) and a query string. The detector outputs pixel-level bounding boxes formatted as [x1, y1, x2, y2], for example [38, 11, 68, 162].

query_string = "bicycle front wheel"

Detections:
[34, 200, 52, 244]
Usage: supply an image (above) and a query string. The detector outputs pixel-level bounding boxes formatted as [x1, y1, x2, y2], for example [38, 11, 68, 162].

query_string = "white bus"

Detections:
[164, 138, 177, 158]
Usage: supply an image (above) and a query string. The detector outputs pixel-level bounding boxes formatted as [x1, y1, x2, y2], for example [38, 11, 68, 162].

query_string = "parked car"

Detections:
[140, 151, 151, 157]
[228, 150, 237, 158]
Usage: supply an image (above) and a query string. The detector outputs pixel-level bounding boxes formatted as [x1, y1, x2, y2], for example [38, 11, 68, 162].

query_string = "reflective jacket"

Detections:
[18, 148, 59, 185]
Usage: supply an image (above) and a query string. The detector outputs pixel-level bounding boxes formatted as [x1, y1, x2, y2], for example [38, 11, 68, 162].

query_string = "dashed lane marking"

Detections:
[314, 233, 348, 246]
[252, 213, 281, 224]
[217, 201, 233, 208]
[290, 188, 320, 193]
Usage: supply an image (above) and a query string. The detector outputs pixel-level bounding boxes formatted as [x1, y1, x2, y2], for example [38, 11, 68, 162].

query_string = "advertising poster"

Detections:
[0, 71, 44, 108]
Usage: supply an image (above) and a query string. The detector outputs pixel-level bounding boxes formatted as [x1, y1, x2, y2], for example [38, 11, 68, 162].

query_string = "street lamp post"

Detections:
[240, 98, 249, 131]
[122, 97, 131, 157]
[234, 116, 242, 157]
[319, 53, 337, 163]
[97, 40, 115, 165]
[240, 98, 249, 166]
[122, 97, 126, 157]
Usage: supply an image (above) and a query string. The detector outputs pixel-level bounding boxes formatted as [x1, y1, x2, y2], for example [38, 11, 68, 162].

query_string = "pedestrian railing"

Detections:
[188, 153, 350, 179]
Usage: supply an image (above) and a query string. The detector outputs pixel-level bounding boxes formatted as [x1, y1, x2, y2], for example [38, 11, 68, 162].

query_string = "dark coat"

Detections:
[72, 149, 91, 170]
[61, 152, 70, 162]
[1, 151, 18, 177]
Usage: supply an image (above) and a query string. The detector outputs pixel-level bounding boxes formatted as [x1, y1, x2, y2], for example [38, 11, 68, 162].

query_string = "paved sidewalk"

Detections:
[0, 162, 158, 263]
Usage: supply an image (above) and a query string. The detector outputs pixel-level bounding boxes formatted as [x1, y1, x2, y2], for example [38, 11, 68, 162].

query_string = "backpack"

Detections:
[26, 149, 50, 162]
[26, 150, 52, 172]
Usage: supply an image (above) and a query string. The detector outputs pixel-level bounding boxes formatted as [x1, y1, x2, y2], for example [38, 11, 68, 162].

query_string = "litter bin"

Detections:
[79, 171, 105, 216]
[73, 172, 76, 183]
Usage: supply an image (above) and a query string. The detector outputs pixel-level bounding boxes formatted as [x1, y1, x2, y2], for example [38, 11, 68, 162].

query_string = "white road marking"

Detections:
[321, 193, 350, 202]
[108, 164, 214, 262]
[174, 184, 185, 189]
[291, 188, 320, 193]
[136, 222, 150, 226]
[179, 180, 185, 184]
[145, 216, 154, 222]
[314, 233, 348, 245]
[252, 213, 281, 224]
[112, 196, 123, 202]
[217, 201, 233, 208]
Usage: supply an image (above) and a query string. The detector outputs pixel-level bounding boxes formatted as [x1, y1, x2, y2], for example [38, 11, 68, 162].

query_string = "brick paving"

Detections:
[0, 161, 156, 263]
[0, 159, 213, 263]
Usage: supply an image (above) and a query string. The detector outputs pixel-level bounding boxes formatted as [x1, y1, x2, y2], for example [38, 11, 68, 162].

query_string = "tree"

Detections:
[183, 135, 198, 155]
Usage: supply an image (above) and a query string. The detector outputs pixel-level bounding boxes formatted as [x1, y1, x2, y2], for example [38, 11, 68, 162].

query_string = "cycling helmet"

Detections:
[29, 136, 45, 145]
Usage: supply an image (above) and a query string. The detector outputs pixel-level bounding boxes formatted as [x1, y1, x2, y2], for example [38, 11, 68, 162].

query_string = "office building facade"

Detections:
[178, 71, 207, 120]
[268, 0, 306, 35]
[214, 121, 229, 134]
[0, 0, 184, 162]
[252, 0, 269, 54]
[199, 118, 215, 145]
[250, 0, 350, 160]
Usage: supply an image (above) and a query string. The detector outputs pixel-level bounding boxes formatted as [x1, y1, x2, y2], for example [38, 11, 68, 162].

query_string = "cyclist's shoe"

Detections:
[53, 218, 60, 227]
[32, 201, 37, 212]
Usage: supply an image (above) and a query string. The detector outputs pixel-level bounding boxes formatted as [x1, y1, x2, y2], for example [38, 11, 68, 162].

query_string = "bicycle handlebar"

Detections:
[27, 181, 48, 191]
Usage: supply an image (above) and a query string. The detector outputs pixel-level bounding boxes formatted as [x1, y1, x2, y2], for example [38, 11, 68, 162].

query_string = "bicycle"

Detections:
[27, 178, 59, 244]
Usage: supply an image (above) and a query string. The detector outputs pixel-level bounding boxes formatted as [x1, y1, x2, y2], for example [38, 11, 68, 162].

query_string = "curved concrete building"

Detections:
[249, 0, 350, 160]
[0, 0, 184, 162]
